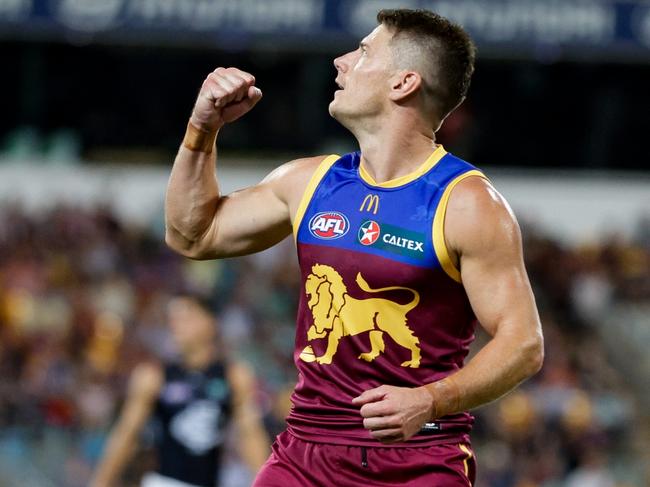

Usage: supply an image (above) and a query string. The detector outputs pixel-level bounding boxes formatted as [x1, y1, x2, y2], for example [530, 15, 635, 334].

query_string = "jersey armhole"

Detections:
[292, 154, 340, 242]
[432, 170, 489, 283]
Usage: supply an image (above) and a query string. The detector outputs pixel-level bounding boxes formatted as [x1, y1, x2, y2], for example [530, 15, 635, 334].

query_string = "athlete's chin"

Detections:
[329, 102, 352, 126]
[329, 104, 342, 124]
[328, 98, 340, 117]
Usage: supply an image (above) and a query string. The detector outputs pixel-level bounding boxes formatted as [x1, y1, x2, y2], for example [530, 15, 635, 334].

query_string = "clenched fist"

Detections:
[190, 67, 262, 132]
[353, 384, 435, 444]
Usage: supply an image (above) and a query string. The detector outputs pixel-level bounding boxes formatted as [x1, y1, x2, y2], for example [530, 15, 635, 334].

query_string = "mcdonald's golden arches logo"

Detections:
[359, 194, 380, 214]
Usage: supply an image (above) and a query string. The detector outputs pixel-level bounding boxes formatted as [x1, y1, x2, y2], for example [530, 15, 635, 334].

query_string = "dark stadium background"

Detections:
[2, 41, 649, 168]
[1, 1, 649, 486]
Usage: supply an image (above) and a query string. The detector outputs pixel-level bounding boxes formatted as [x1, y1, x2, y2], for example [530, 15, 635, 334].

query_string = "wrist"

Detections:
[183, 119, 219, 153]
[422, 376, 461, 420]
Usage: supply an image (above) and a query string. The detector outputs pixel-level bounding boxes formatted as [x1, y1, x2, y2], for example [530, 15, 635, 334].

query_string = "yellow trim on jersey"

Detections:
[359, 145, 447, 188]
[459, 443, 473, 483]
[433, 170, 488, 283]
[293, 154, 340, 241]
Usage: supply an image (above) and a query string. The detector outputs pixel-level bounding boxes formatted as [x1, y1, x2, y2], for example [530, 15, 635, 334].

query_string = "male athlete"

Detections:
[91, 294, 269, 487]
[165, 9, 543, 486]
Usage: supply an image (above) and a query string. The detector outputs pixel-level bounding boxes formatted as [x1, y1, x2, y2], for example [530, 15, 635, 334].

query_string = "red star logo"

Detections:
[358, 221, 380, 246]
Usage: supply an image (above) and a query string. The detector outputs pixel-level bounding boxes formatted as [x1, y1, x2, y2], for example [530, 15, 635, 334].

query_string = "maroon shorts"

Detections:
[252, 431, 476, 487]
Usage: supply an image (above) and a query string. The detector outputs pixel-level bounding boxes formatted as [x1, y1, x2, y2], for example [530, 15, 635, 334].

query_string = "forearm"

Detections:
[90, 427, 138, 487]
[237, 418, 270, 472]
[165, 122, 221, 255]
[424, 330, 543, 419]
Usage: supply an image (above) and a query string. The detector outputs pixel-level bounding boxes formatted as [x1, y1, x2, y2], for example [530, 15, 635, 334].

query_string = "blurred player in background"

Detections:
[90, 294, 269, 487]
[165, 8, 543, 486]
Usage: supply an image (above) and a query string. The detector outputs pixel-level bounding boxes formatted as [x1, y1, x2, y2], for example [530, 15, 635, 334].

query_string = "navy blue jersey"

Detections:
[154, 361, 232, 487]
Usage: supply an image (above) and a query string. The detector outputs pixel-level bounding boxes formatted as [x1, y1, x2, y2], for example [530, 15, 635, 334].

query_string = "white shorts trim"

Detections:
[141, 472, 203, 487]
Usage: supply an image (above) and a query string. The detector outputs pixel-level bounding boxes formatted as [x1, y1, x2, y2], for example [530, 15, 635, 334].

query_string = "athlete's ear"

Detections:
[388, 71, 422, 102]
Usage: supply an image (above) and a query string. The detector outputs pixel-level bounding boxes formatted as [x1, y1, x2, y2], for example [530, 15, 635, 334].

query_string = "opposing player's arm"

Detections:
[424, 176, 544, 415]
[227, 361, 270, 472]
[90, 363, 163, 487]
[354, 176, 543, 443]
[165, 67, 324, 259]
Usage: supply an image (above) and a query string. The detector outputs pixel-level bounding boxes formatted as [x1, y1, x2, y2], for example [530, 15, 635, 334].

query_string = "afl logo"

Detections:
[309, 212, 350, 240]
[358, 220, 381, 246]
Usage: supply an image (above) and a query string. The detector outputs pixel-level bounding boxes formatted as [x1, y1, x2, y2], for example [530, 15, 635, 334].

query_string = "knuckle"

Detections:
[233, 78, 247, 90]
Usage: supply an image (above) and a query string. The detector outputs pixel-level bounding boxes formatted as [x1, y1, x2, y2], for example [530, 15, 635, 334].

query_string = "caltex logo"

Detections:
[309, 212, 350, 240]
[358, 220, 381, 246]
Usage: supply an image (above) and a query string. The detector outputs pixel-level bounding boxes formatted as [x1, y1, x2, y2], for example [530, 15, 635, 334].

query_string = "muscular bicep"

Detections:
[446, 178, 541, 340]
[177, 156, 323, 259]
[200, 181, 292, 258]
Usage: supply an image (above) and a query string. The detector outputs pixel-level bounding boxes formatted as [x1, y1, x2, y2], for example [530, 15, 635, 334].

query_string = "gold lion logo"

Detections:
[299, 264, 421, 367]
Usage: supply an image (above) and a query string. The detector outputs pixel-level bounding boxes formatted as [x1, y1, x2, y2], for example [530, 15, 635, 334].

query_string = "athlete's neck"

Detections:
[353, 112, 438, 184]
[182, 343, 217, 370]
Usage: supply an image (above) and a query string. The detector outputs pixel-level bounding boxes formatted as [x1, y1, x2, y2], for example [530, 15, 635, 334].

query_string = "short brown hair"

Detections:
[377, 9, 476, 120]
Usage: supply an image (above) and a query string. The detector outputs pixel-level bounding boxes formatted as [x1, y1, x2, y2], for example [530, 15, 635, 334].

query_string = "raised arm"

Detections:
[90, 363, 163, 487]
[353, 176, 544, 443]
[165, 67, 323, 259]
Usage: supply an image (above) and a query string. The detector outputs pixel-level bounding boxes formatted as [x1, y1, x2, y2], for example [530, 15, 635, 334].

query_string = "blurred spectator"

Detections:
[0, 204, 647, 486]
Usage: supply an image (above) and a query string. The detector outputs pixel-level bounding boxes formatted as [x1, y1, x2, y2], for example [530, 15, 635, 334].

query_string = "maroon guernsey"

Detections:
[287, 148, 486, 446]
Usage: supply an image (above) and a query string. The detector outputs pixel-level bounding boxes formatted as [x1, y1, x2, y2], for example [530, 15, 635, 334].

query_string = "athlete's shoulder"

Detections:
[263, 155, 333, 184]
[448, 175, 510, 220]
[435, 149, 483, 177]
[261, 155, 331, 192]
[129, 361, 164, 398]
[263, 154, 340, 206]
[445, 175, 521, 256]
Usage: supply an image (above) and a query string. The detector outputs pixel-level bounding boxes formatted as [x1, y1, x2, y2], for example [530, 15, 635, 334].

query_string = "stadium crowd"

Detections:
[0, 205, 647, 487]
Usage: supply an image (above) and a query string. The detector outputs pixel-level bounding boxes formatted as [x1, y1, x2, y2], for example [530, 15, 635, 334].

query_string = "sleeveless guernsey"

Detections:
[287, 146, 486, 446]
